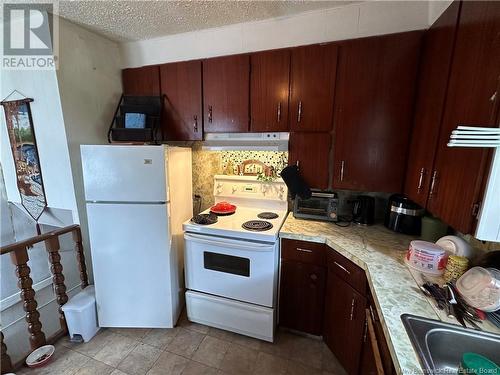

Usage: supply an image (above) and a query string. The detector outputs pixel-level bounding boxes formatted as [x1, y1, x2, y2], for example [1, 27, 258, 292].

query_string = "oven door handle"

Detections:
[184, 233, 275, 251]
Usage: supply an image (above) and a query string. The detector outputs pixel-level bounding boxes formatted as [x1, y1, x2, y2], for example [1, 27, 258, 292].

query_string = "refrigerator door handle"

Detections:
[86, 200, 168, 205]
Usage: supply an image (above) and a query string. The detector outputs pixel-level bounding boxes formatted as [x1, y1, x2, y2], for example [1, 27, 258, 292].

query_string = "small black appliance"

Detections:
[352, 195, 375, 225]
[384, 194, 424, 235]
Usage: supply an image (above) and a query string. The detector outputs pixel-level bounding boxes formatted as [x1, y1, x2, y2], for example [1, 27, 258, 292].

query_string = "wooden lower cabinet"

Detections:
[323, 272, 367, 375]
[279, 260, 326, 335]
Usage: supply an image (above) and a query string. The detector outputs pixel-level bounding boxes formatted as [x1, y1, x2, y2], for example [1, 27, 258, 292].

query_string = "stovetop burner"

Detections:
[191, 213, 218, 225]
[257, 212, 279, 220]
[242, 220, 274, 232]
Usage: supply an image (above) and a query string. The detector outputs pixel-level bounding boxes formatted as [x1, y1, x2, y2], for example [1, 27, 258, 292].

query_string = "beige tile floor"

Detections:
[18, 312, 347, 375]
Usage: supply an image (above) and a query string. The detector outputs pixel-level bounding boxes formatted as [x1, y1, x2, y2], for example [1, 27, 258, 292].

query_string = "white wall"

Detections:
[121, 0, 430, 68]
[56, 16, 123, 283]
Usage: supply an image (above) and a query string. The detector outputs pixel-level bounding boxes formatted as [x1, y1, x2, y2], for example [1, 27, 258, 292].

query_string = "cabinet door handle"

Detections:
[277, 102, 281, 123]
[310, 273, 318, 281]
[349, 297, 356, 320]
[429, 170, 438, 199]
[297, 101, 302, 123]
[296, 160, 300, 169]
[417, 167, 426, 192]
[208, 106, 213, 123]
[340, 161, 345, 182]
[193, 115, 198, 132]
[333, 261, 351, 275]
[296, 247, 313, 253]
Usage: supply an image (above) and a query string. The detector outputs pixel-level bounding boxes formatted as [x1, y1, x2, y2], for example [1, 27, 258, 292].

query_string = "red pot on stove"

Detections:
[210, 201, 237, 215]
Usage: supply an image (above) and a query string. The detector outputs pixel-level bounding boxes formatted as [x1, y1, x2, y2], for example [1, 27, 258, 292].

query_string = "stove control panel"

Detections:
[213, 175, 288, 205]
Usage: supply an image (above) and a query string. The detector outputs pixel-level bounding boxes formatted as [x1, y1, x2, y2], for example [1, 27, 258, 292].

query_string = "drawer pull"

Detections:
[296, 247, 313, 253]
[310, 273, 318, 281]
[333, 261, 351, 274]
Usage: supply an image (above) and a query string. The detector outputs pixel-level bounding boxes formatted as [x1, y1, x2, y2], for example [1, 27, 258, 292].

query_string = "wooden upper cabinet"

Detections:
[332, 31, 423, 192]
[160, 61, 202, 141]
[288, 132, 331, 190]
[250, 49, 290, 132]
[427, 1, 500, 234]
[404, 2, 461, 207]
[289, 44, 338, 132]
[203, 54, 250, 133]
[122, 66, 160, 96]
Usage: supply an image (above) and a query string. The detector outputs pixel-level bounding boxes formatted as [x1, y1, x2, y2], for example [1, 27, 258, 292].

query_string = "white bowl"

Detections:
[26, 344, 55, 368]
[436, 235, 473, 258]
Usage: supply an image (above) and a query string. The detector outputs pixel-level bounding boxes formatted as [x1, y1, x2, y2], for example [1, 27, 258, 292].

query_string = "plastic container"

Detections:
[436, 235, 474, 258]
[443, 255, 469, 283]
[405, 240, 448, 275]
[458, 352, 500, 374]
[456, 267, 500, 312]
[61, 285, 100, 342]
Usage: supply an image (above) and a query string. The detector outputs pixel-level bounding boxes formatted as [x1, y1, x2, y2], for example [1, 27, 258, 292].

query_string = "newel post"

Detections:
[10, 247, 46, 350]
[1, 331, 13, 374]
[72, 228, 89, 288]
[45, 236, 69, 330]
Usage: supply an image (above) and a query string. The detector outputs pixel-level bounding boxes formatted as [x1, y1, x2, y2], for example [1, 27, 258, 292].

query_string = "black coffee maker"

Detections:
[352, 195, 375, 225]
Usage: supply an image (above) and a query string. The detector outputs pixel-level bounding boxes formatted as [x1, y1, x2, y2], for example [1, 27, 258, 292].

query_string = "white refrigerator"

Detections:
[80, 145, 192, 328]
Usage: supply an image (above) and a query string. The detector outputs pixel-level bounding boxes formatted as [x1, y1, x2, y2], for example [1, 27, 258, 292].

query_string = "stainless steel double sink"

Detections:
[401, 314, 500, 374]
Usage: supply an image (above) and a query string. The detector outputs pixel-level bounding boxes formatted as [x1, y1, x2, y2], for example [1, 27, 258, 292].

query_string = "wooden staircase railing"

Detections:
[0, 224, 89, 374]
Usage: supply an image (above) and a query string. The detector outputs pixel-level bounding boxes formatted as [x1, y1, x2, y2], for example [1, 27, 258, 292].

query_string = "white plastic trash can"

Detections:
[62, 285, 100, 342]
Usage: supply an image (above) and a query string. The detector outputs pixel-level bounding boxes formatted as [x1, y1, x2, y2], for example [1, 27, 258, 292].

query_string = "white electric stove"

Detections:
[182, 175, 288, 342]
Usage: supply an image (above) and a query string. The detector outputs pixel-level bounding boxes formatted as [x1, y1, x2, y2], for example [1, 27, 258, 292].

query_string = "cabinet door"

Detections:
[332, 31, 422, 192]
[288, 132, 331, 190]
[250, 49, 290, 132]
[290, 44, 338, 132]
[404, 2, 461, 207]
[122, 66, 160, 96]
[279, 260, 326, 335]
[428, 1, 500, 234]
[160, 61, 202, 141]
[203, 55, 250, 132]
[323, 273, 367, 375]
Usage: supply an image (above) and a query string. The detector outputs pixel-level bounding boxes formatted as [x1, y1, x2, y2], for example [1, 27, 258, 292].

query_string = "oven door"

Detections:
[184, 233, 278, 308]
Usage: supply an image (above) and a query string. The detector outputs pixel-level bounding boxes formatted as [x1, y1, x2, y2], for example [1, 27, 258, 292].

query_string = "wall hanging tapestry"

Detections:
[1, 95, 47, 221]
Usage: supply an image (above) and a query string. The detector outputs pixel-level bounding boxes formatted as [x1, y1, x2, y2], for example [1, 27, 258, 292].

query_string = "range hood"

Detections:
[202, 132, 289, 151]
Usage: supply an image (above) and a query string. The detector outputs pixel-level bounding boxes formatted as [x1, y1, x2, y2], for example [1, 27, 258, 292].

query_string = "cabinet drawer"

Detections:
[281, 239, 326, 266]
[327, 250, 366, 295]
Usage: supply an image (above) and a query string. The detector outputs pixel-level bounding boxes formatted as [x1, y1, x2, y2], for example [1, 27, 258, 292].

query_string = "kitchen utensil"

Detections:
[436, 235, 474, 258]
[384, 194, 424, 235]
[456, 267, 500, 312]
[26, 345, 55, 368]
[210, 201, 237, 215]
[352, 195, 375, 225]
[405, 240, 448, 275]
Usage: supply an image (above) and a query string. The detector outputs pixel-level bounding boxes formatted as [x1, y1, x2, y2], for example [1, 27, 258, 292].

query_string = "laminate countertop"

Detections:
[279, 214, 440, 375]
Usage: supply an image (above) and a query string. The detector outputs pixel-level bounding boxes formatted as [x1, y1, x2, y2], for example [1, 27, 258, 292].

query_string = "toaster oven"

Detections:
[293, 191, 338, 222]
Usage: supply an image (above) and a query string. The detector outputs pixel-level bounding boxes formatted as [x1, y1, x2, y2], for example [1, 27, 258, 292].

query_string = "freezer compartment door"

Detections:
[86, 202, 175, 328]
[81, 145, 167, 202]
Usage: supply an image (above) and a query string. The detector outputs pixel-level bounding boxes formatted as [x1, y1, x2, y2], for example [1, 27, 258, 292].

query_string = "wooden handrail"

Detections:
[1, 224, 89, 374]
[0, 224, 79, 255]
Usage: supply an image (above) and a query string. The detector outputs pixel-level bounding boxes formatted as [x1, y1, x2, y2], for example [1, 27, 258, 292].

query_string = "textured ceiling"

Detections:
[57, 1, 359, 42]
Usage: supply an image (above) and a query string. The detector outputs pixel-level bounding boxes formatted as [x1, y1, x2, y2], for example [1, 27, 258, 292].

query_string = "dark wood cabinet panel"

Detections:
[279, 260, 326, 335]
[332, 31, 423, 192]
[404, 2, 461, 207]
[327, 250, 366, 295]
[290, 44, 338, 132]
[122, 66, 160, 96]
[203, 54, 250, 133]
[281, 239, 326, 266]
[323, 272, 367, 375]
[428, 1, 500, 234]
[288, 132, 332, 190]
[160, 60, 202, 141]
[250, 49, 290, 132]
